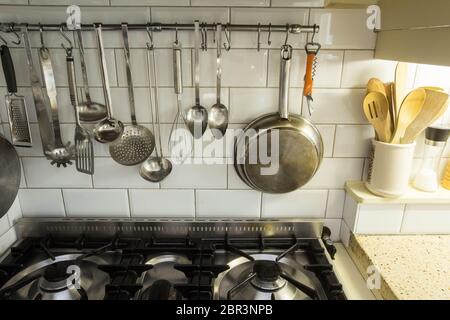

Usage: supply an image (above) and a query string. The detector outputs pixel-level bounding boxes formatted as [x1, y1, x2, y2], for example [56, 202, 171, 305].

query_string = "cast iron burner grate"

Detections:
[0, 231, 345, 300]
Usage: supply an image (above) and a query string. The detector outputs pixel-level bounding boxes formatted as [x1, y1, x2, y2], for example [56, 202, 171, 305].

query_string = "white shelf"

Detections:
[345, 180, 450, 205]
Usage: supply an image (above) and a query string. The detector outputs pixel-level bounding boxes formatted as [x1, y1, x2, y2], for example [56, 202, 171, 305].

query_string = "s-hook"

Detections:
[223, 24, 231, 51]
[39, 23, 46, 49]
[284, 24, 290, 45]
[60, 24, 73, 57]
[145, 24, 154, 50]
[0, 34, 7, 46]
[267, 23, 272, 46]
[3, 23, 21, 45]
[201, 22, 207, 51]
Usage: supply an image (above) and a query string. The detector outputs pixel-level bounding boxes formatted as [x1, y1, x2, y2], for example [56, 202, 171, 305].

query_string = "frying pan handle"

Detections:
[303, 53, 315, 98]
[1, 45, 17, 94]
[278, 45, 292, 120]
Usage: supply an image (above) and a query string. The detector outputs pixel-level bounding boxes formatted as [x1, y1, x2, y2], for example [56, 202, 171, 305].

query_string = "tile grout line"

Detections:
[60, 189, 68, 217]
[323, 189, 330, 219]
[193, 189, 197, 219]
[126, 189, 132, 218]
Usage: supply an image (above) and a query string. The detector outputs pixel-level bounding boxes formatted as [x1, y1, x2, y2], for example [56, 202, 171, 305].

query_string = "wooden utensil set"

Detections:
[364, 62, 450, 144]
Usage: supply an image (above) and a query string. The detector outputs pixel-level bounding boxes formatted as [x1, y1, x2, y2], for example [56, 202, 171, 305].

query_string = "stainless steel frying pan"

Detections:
[0, 134, 21, 218]
[234, 45, 323, 194]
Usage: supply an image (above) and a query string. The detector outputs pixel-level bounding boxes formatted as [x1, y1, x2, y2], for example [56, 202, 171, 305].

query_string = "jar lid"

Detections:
[425, 126, 450, 142]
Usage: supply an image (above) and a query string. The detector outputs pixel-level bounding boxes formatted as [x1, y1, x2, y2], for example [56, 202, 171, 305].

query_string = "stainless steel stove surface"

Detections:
[0, 219, 345, 300]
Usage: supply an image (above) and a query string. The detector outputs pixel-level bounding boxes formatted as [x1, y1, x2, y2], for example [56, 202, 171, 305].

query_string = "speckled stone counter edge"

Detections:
[347, 234, 398, 300]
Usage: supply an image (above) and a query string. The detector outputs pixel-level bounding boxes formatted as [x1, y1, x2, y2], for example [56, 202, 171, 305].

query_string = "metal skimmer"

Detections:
[109, 23, 155, 166]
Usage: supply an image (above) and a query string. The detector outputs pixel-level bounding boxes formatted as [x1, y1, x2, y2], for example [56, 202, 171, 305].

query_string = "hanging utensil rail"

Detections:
[1, 22, 319, 34]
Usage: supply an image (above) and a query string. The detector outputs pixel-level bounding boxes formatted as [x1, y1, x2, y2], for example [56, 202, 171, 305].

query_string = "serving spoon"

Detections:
[209, 23, 229, 139]
[184, 20, 208, 139]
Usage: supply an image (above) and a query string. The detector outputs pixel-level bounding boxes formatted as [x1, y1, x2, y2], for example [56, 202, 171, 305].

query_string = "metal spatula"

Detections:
[1, 44, 31, 147]
[66, 49, 94, 175]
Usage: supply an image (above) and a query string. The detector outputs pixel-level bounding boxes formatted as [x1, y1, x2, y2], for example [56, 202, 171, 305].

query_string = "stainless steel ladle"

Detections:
[92, 23, 124, 143]
[140, 30, 172, 182]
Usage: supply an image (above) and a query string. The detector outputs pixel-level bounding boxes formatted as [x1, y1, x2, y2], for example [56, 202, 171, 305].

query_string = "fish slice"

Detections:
[391, 88, 426, 144]
[1, 44, 31, 147]
[363, 92, 392, 143]
[401, 89, 449, 144]
[66, 49, 94, 174]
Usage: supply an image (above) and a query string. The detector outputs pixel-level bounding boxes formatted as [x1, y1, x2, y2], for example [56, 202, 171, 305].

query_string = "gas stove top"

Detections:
[0, 219, 345, 300]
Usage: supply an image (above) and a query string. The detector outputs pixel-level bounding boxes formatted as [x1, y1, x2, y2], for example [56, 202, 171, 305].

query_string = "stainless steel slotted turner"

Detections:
[1, 44, 31, 147]
[66, 48, 94, 174]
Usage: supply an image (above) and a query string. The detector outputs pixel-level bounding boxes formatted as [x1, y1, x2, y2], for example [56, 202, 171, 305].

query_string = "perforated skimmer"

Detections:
[109, 23, 155, 166]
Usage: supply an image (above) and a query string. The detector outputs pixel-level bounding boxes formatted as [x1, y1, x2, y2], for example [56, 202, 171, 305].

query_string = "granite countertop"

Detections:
[347, 234, 450, 300]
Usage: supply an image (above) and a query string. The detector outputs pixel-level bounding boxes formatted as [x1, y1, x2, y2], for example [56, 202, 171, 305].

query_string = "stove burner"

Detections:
[0, 254, 110, 300]
[138, 254, 189, 300]
[43, 261, 74, 283]
[253, 261, 280, 282]
[251, 261, 286, 291]
[39, 261, 83, 295]
[214, 254, 322, 300]
[140, 279, 181, 300]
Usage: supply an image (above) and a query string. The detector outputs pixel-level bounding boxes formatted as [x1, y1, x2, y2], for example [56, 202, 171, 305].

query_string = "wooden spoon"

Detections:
[401, 89, 449, 144]
[390, 88, 426, 144]
[363, 92, 392, 143]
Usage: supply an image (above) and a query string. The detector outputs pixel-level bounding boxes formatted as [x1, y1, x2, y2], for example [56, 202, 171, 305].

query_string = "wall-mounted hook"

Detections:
[39, 23, 46, 49]
[60, 24, 73, 56]
[223, 24, 231, 51]
[257, 23, 261, 52]
[9, 23, 21, 45]
[284, 24, 290, 46]
[267, 23, 272, 46]
[145, 24, 154, 50]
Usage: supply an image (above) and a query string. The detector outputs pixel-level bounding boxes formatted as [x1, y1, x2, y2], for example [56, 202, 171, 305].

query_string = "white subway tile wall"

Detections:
[0, 2, 448, 237]
[0, 197, 21, 255]
[340, 199, 450, 236]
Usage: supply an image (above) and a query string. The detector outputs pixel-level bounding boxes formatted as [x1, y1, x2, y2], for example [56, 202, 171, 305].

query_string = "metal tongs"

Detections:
[303, 25, 321, 116]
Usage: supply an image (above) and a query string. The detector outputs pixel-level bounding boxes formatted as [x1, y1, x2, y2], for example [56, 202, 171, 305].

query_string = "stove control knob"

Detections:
[321, 226, 337, 259]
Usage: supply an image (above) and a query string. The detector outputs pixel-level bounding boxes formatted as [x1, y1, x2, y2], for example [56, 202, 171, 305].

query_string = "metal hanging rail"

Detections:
[0, 22, 319, 34]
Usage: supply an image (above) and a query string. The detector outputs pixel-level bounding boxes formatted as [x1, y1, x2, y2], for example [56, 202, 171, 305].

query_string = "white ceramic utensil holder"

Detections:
[366, 139, 416, 198]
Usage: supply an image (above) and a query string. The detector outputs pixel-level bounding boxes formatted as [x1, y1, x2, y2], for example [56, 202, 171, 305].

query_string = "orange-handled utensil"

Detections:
[303, 39, 321, 116]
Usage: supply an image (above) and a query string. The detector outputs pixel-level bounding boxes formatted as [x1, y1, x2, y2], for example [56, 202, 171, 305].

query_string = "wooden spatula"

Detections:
[384, 82, 396, 132]
[394, 62, 409, 117]
[401, 88, 449, 144]
[363, 92, 392, 143]
[391, 88, 426, 144]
